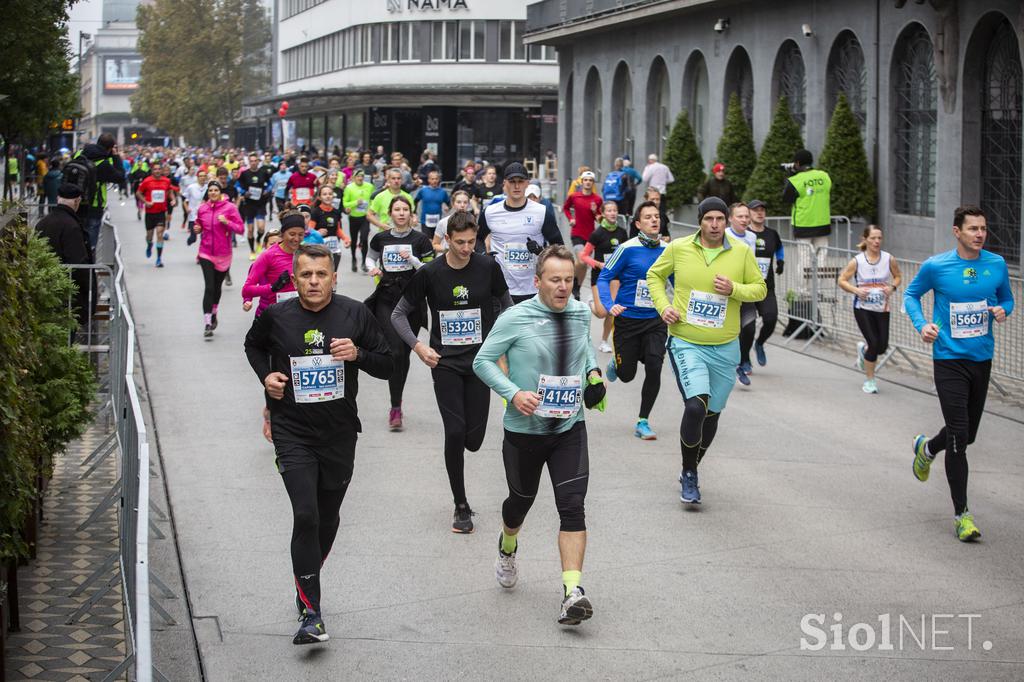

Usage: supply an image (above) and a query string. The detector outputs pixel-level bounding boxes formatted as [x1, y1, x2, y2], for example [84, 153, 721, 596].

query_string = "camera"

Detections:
[779, 162, 797, 175]
[801, 24, 813, 37]
[714, 18, 729, 33]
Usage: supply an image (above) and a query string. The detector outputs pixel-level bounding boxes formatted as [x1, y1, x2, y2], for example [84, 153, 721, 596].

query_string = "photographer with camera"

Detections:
[782, 149, 831, 247]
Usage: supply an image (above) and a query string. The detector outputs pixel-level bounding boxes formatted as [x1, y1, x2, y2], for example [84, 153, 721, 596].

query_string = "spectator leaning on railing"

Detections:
[34, 184, 96, 328]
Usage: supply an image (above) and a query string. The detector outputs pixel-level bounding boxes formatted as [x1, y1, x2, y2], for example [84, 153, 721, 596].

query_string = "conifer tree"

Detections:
[663, 110, 705, 211]
[715, 93, 757, 197]
[819, 94, 877, 220]
[742, 97, 805, 214]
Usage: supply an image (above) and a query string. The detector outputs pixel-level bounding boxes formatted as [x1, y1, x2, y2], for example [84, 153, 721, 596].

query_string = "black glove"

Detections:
[186, 228, 197, 246]
[583, 373, 606, 410]
[270, 270, 291, 292]
[526, 237, 544, 255]
[775, 260, 785, 275]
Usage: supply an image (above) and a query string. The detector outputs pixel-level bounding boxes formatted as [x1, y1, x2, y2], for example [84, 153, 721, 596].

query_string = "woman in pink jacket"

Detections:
[195, 181, 244, 338]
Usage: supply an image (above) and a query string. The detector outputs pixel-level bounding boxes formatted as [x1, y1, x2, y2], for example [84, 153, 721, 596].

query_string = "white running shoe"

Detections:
[495, 540, 518, 589]
[598, 340, 612, 354]
[856, 341, 866, 372]
[558, 586, 593, 625]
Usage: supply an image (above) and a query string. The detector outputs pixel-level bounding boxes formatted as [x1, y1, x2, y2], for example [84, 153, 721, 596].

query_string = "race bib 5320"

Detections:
[439, 308, 482, 346]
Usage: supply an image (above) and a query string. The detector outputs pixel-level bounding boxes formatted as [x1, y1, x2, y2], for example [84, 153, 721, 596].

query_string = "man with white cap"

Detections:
[562, 170, 603, 299]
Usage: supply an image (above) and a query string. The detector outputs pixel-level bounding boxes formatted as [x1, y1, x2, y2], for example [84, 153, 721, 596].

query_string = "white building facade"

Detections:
[259, 0, 559, 178]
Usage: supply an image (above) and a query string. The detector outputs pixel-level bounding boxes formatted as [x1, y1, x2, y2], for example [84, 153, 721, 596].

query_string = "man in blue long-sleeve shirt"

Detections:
[904, 205, 1014, 543]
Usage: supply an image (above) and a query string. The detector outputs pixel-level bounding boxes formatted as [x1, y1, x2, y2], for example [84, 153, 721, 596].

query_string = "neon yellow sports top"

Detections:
[646, 232, 767, 345]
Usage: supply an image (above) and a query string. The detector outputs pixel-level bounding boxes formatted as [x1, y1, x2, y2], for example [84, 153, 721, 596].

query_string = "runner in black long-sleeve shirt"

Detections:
[244, 243, 392, 646]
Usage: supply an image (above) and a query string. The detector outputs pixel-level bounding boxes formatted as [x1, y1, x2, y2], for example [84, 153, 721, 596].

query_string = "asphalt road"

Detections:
[109, 199, 1024, 681]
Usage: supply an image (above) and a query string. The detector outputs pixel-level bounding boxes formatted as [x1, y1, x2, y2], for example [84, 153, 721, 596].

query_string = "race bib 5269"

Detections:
[504, 242, 533, 271]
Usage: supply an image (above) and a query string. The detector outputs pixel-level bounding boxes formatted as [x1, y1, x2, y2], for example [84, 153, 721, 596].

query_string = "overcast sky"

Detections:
[68, 0, 103, 66]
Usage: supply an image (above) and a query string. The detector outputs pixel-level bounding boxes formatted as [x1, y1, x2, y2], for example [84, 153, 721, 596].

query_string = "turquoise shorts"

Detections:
[666, 336, 739, 413]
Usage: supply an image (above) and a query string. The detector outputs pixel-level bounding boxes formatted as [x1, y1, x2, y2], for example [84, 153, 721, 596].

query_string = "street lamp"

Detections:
[78, 32, 92, 74]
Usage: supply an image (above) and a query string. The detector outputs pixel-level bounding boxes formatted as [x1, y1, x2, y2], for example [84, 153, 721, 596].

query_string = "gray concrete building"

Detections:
[525, 0, 1023, 266]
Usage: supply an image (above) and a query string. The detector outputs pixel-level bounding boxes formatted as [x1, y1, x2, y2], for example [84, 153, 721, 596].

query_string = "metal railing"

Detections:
[668, 218, 1023, 397]
[60, 215, 170, 682]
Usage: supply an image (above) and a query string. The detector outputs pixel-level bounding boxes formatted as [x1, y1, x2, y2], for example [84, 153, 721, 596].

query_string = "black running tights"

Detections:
[374, 299, 413, 408]
[679, 394, 721, 471]
[739, 296, 779, 365]
[199, 258, 227, 314]
[432, 367, 491, 506]
[349, 216, 370, 264]
[928, 359, 991, 516]
[281, 465, 350, 613]
[853, 308, 890, 362]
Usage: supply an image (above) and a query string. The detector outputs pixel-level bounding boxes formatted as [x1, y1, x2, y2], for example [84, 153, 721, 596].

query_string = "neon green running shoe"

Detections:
[955, 513, 981, 542]
[912, 434, 931, 482]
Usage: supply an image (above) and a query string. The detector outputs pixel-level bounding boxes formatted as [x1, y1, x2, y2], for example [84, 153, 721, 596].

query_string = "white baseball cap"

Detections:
[580, 171, 596, 180]
[526, 184, 541, 198]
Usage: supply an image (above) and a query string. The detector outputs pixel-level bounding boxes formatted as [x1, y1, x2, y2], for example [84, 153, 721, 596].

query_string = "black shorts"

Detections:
[240, 202, 267, 222]
[613, 315, 667, 369]
[274, 434, 357, 490]
[144, 212, 168, 231]
[511, 293, 535, 305]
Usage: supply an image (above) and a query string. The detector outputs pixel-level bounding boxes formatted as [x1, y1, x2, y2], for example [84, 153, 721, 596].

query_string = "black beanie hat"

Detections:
[697, 196, 729, 222]
[280, 213, 307, 232]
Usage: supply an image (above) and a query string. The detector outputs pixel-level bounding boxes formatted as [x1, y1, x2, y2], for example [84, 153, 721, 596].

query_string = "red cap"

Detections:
[712, 163, 726, 173]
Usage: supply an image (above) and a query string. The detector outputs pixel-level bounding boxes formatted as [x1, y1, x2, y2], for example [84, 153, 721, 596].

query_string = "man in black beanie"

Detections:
[36, 184, 96, 329]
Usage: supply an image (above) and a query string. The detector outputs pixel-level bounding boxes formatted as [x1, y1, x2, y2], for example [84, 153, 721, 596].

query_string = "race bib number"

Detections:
[276, 290, 298, 303]
[949, 300, 988, 339]
[757, 257, 771, 279]
[382, 244, 413, 272]
[425, 213, 440, 228]
[686, 291, 728, 328]
[439, 308, 482, 346]
[860, 287, 887, 313]
[504, 242, 533, 271]
[289, 354, 344, 403]
[151, 189, 166, 203]
[535, 374, 582, 419]
[356, 200, 368, 212]
[323, 236, 341, 254]
[635, 279, 655, 308]
[247, 186, 262, 201]
[295, 187, 311, 201]
[332, 198, 341, 210]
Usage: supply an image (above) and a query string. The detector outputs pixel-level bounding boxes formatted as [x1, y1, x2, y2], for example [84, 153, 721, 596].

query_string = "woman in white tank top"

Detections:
[838, 225, 903, 394]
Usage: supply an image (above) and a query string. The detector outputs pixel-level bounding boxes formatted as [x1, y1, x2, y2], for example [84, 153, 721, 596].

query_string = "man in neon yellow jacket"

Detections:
[646, 196, 766, 505]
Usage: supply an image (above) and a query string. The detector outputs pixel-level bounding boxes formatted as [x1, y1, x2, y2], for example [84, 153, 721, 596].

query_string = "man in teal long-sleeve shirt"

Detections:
[904, 205, 1014, 543]
[473, 245, 605, 626]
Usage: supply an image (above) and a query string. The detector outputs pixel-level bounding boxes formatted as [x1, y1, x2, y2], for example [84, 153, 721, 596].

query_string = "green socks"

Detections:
[500, 530, 517, 555]
[562, 570, 581, 597]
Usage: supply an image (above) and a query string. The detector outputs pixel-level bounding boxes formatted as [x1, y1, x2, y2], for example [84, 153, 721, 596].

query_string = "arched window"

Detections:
[979, 19, 1022, 264]
[724, 47, 754, 126]
[583, 67, 603, 172]
[683, 51, 710, 162]
[892, 24, 937, 216]
[773, 40, 806, 131]
[645, 57, 671, 158]
[611, 62, 634, 161]
[827, 31, 867, 129]
[563, 73, 574, 176]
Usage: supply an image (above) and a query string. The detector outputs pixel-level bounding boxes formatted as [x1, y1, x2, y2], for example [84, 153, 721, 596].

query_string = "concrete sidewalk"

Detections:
[108, 200, 1024, 680]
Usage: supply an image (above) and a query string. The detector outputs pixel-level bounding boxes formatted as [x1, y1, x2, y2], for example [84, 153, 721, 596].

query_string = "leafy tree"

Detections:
[819, 94, 877, 221]
[743, 96, 805, 214]
[715, 93, 757, 197]
[0, 0, 79, 180]
[663, 110, 705, 212]
[0, 219, 95, 562]
[134, 0, 271, 143]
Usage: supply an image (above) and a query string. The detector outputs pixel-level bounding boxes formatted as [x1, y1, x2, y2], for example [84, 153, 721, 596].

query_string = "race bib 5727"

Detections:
[686, 290, 728, 328]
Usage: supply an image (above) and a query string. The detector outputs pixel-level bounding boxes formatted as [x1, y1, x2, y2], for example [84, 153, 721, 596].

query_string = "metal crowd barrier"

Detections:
[60, 215, 170, 682]
[667, 218, 1023, 398]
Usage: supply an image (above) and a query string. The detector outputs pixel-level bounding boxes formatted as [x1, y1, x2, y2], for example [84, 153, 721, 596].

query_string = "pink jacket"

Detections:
[197, 199, 244, 264]
[241, 243, 297, 316]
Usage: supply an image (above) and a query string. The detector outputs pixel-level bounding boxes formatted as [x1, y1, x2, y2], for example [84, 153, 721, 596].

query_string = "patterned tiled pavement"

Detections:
[5, 417, 128, 681]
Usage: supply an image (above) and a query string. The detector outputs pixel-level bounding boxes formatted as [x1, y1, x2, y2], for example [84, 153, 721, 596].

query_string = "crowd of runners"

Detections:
[65, 141, 1014, 645]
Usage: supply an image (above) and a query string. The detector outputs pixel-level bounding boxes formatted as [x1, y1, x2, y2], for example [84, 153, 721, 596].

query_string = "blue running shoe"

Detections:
[606, 358, 617, 383]
[679, 470, 701, 504]
[146, 242, 153, 259]
[736, 365, 750, 386]
[293, 610, 328, 645]
[755, 342, 767, 367]
[634, 419, 657, 440]
[740, 361, 752, 375]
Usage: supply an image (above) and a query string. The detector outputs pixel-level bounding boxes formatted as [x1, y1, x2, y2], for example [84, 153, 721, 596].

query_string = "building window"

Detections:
[432, 21, 458, 62]
[381, 23, 399, 63]
[724, 47, 754, 127]
[529, 44, 557, 63]
[774, 40, 806, 132]
[892, 25, 937, 216]
[283, 0, 326, 20]
[459, 20, 485, 62]
[684, 51, 710, 160]
[500, 20, 526, 62]
[827, 31, 867, 130]
[583, 68, 603, 171]
[980, 19, 1022, 264]
[400, 22, 420, 62]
